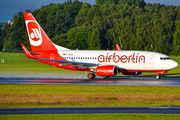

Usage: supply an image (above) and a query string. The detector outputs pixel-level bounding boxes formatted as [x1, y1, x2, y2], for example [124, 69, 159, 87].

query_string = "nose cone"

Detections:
[171, 60, 178, 69]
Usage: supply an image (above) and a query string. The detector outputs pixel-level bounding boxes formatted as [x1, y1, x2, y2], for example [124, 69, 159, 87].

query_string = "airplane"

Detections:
[22, 13, 178, 80]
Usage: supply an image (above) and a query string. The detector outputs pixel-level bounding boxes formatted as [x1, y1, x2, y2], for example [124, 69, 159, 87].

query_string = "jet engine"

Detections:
[96, 66, 118, 76]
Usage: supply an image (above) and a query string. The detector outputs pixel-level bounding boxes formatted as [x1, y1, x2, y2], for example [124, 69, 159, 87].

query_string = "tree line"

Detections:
[1, 0, 180, 55]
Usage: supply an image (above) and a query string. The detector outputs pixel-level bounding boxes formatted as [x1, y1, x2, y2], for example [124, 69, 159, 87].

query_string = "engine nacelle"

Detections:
[122, 72, 142, 75]
[96, 66, 118, 76]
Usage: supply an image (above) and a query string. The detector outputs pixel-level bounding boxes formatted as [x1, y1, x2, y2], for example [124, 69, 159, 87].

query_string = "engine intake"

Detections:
[96, 66, 118, 76]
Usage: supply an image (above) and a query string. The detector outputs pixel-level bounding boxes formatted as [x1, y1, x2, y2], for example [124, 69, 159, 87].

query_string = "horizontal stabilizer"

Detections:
[21, 44, 33, 58]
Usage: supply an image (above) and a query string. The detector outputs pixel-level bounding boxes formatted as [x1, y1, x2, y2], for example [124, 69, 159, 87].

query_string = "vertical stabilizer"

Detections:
[24, 13, 69, 51]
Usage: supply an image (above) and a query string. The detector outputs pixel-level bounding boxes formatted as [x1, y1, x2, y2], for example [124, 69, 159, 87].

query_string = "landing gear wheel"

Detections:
[87, 73, 95, 79]
[156, 74, 161, 80]
[103, 76, 110, 79]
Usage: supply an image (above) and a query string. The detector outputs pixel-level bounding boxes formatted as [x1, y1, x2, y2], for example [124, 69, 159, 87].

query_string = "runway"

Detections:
[1, 107, 180, 115]
[0, 76, 180, 86]
[1, 77, 180, 115]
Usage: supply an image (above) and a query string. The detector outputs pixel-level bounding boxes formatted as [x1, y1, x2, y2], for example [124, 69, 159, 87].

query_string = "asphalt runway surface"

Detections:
[1, 107, 180, 115]
[0, 76, 180, 86]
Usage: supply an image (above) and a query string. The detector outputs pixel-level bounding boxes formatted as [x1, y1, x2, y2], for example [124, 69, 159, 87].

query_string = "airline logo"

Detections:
[98, 53, 145, 63]
[26, 20, 42, 46]
[96, 69, 113, 73]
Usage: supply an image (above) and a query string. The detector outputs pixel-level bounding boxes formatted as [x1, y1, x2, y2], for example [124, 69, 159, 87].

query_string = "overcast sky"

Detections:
[0, 0, 180, 22]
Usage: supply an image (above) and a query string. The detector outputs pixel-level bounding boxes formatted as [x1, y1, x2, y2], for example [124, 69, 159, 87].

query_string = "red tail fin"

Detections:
[24, 13, 59, 52]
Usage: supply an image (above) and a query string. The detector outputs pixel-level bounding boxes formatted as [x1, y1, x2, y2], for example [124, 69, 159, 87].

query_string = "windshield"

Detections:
[160, 57, 170, 60]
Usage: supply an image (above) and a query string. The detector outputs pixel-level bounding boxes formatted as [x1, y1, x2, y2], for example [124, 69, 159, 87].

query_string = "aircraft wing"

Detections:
[35, 57, 99, 67]
[21, 44, 99, 68]
[116, 44, 121, 51]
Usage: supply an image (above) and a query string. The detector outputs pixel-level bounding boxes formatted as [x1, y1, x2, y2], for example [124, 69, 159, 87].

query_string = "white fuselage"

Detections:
[57, 50, 178, 71]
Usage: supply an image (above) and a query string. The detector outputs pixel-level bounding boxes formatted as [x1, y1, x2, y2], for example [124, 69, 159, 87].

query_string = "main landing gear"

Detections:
[156, 74, 161, 80]
[87, 73, 95, 79]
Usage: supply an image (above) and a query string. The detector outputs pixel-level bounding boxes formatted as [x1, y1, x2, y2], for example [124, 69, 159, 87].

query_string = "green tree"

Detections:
[173, 20, 180, 55]
[90, 28, 101, 50]
[1, 0, 180, 55]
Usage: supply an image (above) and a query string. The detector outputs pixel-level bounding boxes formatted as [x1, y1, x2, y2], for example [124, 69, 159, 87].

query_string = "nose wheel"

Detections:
[156, 74, 161, 80]
[87, 73, 95, 79]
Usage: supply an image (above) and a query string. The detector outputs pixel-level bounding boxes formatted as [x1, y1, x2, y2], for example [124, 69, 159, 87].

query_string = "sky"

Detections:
[0, 0, 180, 22]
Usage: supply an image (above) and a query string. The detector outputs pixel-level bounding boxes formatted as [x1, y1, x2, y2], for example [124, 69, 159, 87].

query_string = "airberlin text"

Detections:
[98, 53, 145, 63]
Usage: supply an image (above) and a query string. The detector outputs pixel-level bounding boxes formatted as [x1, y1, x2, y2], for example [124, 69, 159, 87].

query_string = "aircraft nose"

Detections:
[171, 60, 178, 69]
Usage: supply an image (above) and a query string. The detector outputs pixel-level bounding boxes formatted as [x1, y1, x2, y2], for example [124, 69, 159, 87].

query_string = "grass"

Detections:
[0, 53, 180, 78]
[0, 53, 85, 77]
[1, 114, 180, 120]
[0, 85, 180, 108]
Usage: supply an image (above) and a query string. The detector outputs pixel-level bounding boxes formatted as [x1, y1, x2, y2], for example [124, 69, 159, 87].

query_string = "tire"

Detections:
[156, 75, 161, 80]
[87, 73, 95, 79]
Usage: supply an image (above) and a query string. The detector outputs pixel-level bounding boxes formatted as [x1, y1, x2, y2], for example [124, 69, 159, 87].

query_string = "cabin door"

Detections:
[149, 55, 154, 65]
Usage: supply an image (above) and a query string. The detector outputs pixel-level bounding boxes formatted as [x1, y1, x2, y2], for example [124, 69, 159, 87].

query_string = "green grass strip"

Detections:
[1, 85, 180, 108]
[1, 114, 180, 120]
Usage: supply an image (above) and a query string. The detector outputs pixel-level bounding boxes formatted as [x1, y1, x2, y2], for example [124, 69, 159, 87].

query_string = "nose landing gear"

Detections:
[156, 74, 161, 80]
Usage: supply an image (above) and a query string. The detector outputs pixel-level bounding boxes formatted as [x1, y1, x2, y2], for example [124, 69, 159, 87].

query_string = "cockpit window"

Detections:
[160, 57, 170, 60]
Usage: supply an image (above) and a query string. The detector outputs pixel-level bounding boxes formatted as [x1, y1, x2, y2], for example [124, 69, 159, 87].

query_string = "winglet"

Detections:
[116, 44, 121, 51]
[21, 44, 33, 58]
